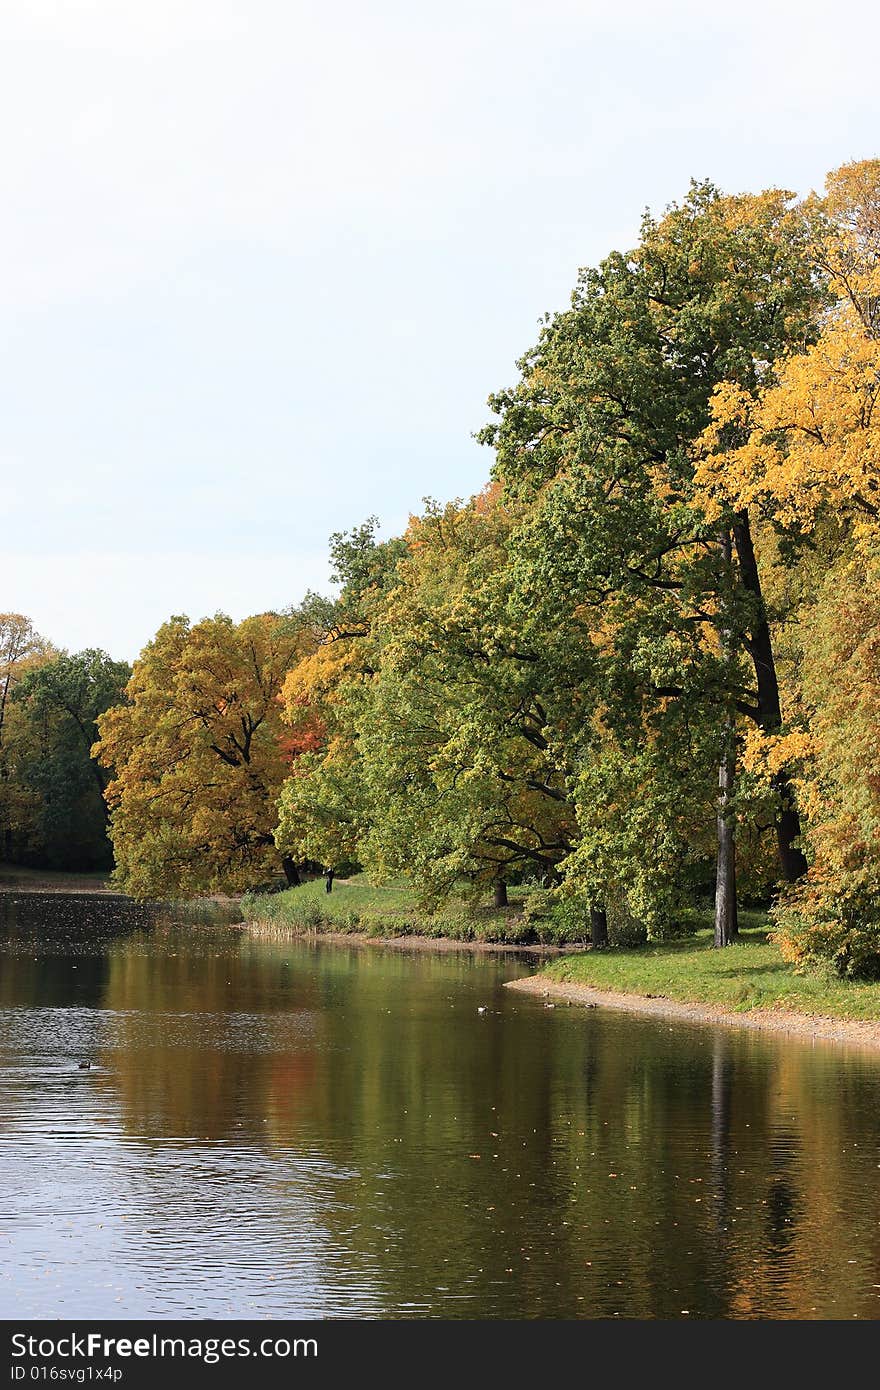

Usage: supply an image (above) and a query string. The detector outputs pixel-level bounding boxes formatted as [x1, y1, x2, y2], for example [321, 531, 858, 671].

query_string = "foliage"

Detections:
[768, 552, 880, 975]
[0, 615, 54, 862]
[242, 874, 545, 943]
[480, 180, 824, 934]
[274, 521, 402, 877]
[95, 611, 311, 897]
[356, 494, 578, 897]
[696, 161, 880, 971]
[251, 163, 880, 971]
[14, 159, 880, 982]
[0, 614, 54, 747]
[8, 650, 130, 869]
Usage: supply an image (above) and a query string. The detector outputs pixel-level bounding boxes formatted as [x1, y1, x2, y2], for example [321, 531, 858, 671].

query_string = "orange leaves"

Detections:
[277, 717, 325, 763]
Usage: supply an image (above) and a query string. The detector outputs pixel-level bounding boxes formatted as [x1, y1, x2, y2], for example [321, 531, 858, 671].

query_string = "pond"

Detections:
[1, 892, 879, 1319]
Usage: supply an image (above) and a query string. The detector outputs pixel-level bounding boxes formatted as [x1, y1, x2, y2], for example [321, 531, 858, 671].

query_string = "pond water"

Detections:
[1, 891, 879, 1319]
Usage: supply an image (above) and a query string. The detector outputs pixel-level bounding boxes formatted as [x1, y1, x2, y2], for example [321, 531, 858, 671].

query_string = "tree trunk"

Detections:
[590, 905, 608, 947]
[493, 878, 508, 909]
[715, 530, 739, 948]
[774, 789, 807, 882]
[732, 512, 807, 882]
[91, 762, 111, 824]
[325, 869, 334, 894]
[281, 856, 301, 887]
[714, 709, 738, 947]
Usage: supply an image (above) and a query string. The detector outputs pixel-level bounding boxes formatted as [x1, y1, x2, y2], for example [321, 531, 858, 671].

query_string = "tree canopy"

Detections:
[94, 612, 313, 897]
[9, 158, 880, 977]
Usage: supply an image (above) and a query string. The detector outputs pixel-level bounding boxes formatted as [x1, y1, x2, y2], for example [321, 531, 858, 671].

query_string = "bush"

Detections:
[521, 887, 553, 924]
[772, 868, 880, 979]
[647, 913, 700, 942]
[526, 881, 699, 948]
[606, 893, 648, 948]
[521, 889, 587, 944]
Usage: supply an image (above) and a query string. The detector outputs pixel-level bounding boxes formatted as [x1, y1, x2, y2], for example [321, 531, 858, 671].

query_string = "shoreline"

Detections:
[506, 973, 880, 1051]
[0, 867, 122, 896]
[4, 874, 880, 1043]
[240, 922, 578, 956]
[0, 868, 241, 908]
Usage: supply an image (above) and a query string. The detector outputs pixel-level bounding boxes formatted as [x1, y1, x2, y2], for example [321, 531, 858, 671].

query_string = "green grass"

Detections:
[241, 874, 542, 944]
[545, 914, 880, 1023]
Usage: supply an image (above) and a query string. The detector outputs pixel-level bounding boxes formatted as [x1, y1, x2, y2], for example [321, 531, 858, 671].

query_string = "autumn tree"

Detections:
[696, 160, 880, 971]
[0, 614, 51, 749]
[95, 611, 313, 898]
[275, 501, 588, 911]
[482, 181, 821, 943]
[697, 160, 880, 535]
[768, 557, 880, 975]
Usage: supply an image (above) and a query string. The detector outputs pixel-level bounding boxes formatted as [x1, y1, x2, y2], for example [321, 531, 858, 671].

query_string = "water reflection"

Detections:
[1, 893, 880, 1318]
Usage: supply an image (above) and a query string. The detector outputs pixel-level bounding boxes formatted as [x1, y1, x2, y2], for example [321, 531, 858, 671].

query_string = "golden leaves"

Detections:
[696, 310, 880, 533]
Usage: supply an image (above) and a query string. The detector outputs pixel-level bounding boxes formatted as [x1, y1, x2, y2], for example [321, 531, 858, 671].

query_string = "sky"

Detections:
[3, 0, 879, 661]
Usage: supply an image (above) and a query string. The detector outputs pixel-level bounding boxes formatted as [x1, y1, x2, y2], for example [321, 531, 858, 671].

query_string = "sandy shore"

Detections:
[506, 973, 880, 1051]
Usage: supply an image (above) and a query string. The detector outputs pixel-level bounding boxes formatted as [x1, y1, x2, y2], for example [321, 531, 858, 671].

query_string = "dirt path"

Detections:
[506, 973, 880, 1052]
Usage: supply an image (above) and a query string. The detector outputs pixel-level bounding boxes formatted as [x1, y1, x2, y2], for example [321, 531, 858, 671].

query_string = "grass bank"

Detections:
[524, 919, 880, 1024]
[241, 874, 561, 944]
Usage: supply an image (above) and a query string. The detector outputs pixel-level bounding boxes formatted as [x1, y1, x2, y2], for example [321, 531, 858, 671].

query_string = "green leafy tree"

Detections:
[355, 493, 579, 905]
[481, 182, 821, 942]
[0, 614, 54, 861]
[274, 523, 406, 883]
[10, 649, 131, 869]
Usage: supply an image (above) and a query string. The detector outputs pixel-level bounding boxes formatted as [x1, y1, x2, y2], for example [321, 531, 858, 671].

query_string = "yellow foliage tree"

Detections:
[697, 160, 880, 534]
[94, 612, 311, 898]
[696, 159, 880, 972]
[771, 555, 880, 975]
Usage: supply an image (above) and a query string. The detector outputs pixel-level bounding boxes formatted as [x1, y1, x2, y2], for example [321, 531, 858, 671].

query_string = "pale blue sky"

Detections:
[3, 0, 878, 660]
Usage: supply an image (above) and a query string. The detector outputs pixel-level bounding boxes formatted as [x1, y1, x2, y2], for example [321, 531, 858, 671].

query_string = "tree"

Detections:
[16, 649, 131, 811]
[95, 612, 312, 898]
[481, 181, 821, 942]
[274, 523, 407, 885]
[0, 614, 53, 860]
[769, 554, 880, 976]
[0, 613, 51, 751]
[9, 649, 130, 870]
[694, 161, 880, 971]
[276, 499, 585, 911]
[355, 493, 579, 903]
[697, 160, 880, 539]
